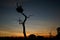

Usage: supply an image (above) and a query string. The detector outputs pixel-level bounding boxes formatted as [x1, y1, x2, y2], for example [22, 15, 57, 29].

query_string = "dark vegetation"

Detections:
[0, 34, 60, 40]
[0, 27, 60, 40]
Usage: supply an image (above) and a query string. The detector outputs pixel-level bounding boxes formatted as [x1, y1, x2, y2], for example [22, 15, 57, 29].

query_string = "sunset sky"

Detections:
[0, 0, 60, 37]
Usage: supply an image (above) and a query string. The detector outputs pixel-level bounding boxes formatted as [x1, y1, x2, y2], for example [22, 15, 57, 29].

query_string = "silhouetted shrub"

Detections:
[28, 34, 37, 40]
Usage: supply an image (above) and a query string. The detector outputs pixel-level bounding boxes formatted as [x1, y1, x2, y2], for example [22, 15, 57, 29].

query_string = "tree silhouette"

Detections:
[16, 0, 32, 39]
[28, 34, 37, 40]
[56, 27, 60, 38]
[57, 27, 60, 34]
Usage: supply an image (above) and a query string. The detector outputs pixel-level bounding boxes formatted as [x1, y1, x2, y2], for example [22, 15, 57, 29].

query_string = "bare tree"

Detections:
[20, 13, 28, 39]
[16, 0, 32, 39]
[17, 7, 32, 39]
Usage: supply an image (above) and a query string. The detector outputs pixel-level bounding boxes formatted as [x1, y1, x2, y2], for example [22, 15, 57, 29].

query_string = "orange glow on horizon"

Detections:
[0, 30, 57, 37]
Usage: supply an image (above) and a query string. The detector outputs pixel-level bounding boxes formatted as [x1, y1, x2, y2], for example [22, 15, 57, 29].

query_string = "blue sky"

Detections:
[0, 0, 60, 36]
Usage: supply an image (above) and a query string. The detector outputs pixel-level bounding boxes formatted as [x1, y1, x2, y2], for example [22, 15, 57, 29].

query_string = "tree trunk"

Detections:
[21, 13, 27, 39]
[22, 23, 26, 39]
